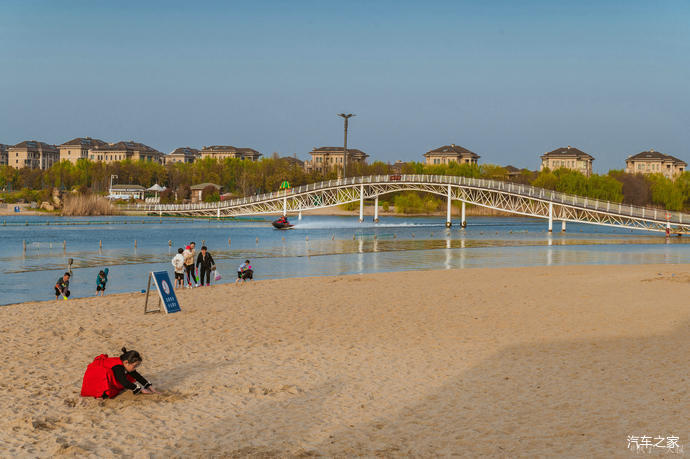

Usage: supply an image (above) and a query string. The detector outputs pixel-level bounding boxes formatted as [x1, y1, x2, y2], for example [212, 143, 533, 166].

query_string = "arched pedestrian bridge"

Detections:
[126, 174, 690, 234]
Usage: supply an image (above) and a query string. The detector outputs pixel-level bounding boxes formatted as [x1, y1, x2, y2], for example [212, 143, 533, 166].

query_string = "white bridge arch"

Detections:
[127, 174, 690, 234]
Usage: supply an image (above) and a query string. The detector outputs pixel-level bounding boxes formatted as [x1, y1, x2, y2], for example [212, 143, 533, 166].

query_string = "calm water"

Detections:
[1, 214, 688, 305]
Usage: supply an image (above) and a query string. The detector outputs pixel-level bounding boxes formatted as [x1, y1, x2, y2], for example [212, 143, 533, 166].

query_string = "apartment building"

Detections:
[7, 140, 59, 170]
[625, 149, 686, 178]
[165, 147, 200, 164]
[89, 141, 164, 163]
[423, 144, 480, 166]
[199, 145, 262, 161]
[540, 146, 594, 177]
[58, 137, 108, 164]
[0, 144, 8, 166]
[304, 147, 369, 174]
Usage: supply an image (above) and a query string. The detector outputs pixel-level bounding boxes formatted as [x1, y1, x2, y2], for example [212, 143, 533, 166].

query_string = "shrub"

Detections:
[159, 188, 174, 204]
[62, 194, 118, 216]
[202, 185, 220, 202]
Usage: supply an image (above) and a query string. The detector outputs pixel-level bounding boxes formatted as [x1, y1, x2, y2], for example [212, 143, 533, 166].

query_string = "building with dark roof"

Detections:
[625, 149, 686, 178]
[199, 145, 262, 161]
[304, 146, 369, 174]
[165, 147, 200, 164]
[281, 156, 304, 168]
[391, 160, 409, 174]
[58, 137, 108, 164]
[540, 146, 594, 177]
[423, 144, 480, 166]
[90, 141, 164, 163]
[190, 182, 222, 203]
[8, 141, 59, 170]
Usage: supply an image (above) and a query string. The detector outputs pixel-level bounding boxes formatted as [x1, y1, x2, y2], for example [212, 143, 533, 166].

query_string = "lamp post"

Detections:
[109, 174, 118, 200]
[337, 113, 355, 178]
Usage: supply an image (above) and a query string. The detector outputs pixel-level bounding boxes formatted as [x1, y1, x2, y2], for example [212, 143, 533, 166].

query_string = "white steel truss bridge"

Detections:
[126, 175, 690, 234]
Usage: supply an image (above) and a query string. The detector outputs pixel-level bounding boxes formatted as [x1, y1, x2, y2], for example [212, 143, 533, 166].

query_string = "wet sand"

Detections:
[0, 264, 688, 457]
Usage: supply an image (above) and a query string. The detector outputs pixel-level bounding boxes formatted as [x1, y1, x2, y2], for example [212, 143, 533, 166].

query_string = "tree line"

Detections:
[1, 157, 689, 211]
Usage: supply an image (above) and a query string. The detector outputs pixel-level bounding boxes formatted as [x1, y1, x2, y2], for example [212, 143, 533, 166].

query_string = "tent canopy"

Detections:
[147, 184, 166, 192]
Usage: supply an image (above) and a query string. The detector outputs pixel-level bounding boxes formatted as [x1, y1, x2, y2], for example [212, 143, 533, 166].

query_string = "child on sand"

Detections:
[55, 272, 71, 300]
[172, 248, 185, 289]
[236, 260, 253, 284]
[80, 347, 157, 399]
[96, 268, 109, 296]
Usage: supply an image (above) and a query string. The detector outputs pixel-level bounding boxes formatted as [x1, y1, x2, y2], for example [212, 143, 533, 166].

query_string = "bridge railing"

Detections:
[122, 174, 687, 224]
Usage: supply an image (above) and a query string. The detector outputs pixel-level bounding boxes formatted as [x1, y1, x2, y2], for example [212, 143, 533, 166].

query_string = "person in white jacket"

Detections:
[171, 248, 185, 289]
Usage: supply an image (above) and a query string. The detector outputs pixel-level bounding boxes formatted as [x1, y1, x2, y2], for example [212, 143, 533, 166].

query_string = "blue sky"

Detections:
[1, 0, 688, 171]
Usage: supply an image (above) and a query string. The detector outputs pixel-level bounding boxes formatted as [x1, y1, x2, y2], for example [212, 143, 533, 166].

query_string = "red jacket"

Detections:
[80, 354, 135, 398]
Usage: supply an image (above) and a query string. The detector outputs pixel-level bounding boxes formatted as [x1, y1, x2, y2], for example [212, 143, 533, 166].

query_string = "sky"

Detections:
[1, 0, 689, 172]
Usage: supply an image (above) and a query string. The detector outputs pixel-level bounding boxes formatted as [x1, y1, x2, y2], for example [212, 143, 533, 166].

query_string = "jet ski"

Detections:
[272, 216, 294, 229]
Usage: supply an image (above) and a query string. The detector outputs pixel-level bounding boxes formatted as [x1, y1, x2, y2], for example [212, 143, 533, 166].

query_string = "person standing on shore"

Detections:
[172, 248, 185, 289]
[95, 268, 109, 296]
[196, 246, 215, 287]
[55, 272, 71, 300]
[183, 243, 198, 288]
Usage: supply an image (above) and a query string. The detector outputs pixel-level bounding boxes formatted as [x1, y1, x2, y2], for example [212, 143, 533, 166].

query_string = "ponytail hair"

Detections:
[119, 347, 142, 364]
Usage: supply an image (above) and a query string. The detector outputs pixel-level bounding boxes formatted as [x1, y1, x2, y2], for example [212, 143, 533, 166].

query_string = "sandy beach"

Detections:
[0, 264, 688, 457]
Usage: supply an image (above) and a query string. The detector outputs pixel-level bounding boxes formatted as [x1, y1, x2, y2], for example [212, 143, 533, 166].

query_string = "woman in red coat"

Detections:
[81, 347, 157, 398]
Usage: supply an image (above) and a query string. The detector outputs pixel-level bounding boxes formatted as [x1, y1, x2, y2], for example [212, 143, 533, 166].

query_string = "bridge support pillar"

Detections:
[561, 220, 566, 232]
[445, 185, 452, 228]
[359, 184, 364, 222]
[217, 208, 220, 220]
[461, 201, 466, 228]
[548, 202, 553, 232]
[283, 196, 287, 216]
[373, 195, 379, 223]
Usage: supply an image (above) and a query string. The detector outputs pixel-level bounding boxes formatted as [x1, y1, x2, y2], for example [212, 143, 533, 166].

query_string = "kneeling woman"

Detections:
[81, 347, 157, 398]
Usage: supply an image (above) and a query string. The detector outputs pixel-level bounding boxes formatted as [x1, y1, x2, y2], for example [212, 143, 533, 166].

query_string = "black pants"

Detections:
[55, 288, 70, 298]
[185, 264, 197, 285]
[199, 267, 211, 285]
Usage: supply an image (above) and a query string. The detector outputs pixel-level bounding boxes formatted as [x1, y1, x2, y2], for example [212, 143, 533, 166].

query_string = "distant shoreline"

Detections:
[1, 202, 518, 219]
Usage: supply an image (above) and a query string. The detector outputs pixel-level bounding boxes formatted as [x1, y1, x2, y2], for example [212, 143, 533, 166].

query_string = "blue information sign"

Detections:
[151, 271, 181, 314]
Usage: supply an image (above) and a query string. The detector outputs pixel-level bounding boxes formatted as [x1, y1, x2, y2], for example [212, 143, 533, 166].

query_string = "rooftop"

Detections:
[627, 149, 686, 165]
[110, 184, 145, 190]
[310, 147, 369, 158]
[541, 146, 594, 160]
[11, 140, 57, 150]
[59, 137, 108, 148]
[169, 147, 200, 156]
[424, 144, 479, 158]
[190, 182, 222, 190]
[92, 141, 161, 154]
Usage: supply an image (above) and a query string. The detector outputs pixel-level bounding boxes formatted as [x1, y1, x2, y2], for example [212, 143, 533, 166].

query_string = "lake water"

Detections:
[1, 214, 688, 305]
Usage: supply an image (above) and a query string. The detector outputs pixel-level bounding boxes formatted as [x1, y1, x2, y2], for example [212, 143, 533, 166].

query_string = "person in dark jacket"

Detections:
[196, 246, 215, 286]
[55, 272, 71, 300]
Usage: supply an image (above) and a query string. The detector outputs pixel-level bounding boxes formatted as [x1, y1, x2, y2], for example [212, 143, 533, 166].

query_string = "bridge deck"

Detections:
[122, 175, 688, 232]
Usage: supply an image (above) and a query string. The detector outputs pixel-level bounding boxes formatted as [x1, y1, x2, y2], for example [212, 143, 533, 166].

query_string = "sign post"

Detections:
[144, 271, 181, 314]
